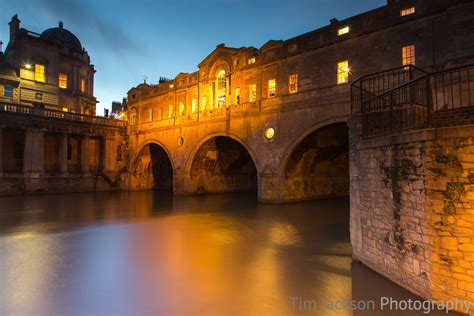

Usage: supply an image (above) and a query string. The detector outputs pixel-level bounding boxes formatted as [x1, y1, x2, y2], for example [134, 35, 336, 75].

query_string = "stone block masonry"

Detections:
[350, 118, 474, 314]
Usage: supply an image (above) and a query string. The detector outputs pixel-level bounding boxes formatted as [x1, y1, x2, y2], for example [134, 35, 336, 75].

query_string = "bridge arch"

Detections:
[280, 120, 349, 201]
[130, 140, 174, 191]
[184, 132, 259, 195]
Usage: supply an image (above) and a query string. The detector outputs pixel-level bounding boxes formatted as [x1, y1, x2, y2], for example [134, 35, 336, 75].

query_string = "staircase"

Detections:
[94, 172, 121, 191]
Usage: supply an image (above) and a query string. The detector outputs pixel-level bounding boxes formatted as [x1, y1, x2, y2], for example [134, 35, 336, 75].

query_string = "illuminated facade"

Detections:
[0, 15, 97, 114]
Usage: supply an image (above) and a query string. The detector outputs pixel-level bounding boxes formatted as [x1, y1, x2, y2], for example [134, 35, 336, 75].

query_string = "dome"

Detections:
[40, 22, 82, 51]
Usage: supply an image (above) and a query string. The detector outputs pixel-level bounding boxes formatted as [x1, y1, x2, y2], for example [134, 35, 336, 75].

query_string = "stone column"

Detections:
[172, 170, 189, 195]
[23, 128, 44, 174]
[81, 136, 90, 173]
[60, 133, 68, 173]
[258, 171, 284, 203]
[103, 138, 116, 173]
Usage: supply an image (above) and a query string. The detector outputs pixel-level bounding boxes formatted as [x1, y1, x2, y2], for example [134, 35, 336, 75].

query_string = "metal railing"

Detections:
[359, 64, 474, 138]
[351, 65, 427, 114]
[0, 102, 127, 127]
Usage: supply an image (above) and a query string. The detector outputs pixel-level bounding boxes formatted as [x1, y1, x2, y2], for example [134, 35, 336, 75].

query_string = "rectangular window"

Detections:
[59, 73, 68, 89]
[130, 113, 137, 125]
[192, 98, 198, 113]
[249, 84, 257, 102]
[235, 87, 240, 104]
[402, 45, 416, 66]
[179, 102, 185, 116]
[337, 61, 349, 85]
[80, 78, 85, 92]
[168, 104, 174, 118]
[268, 79, 276, 98]
[4, 84, 13, 97]
[248, 57, 256, 65]
[35, 64, 45, 82]
[289, 74, 298, 94]
[202, 96, 208, 111]
[337, 26, 350, 36]
[400, 7, 415, 16]
[149, 109, 154, 121]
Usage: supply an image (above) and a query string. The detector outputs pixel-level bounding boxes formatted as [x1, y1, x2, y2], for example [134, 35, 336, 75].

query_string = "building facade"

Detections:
[0, 15, 96, 114]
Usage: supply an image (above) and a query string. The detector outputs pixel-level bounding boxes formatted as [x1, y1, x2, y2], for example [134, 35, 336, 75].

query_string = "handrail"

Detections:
[0, 102, 127, 127]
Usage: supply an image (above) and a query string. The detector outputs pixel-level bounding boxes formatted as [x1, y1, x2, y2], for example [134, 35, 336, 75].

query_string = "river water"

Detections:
[0, 191, 458, 315]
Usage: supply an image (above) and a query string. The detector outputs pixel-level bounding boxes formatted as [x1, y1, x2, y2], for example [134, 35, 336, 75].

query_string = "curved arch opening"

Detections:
[189, 136, 257, 195]
[131, 143, 173, 191]
[283, 123, 349, 201]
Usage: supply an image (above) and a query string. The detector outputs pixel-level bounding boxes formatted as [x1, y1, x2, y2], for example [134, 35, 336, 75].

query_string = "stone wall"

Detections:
[350, 117, 474, 313]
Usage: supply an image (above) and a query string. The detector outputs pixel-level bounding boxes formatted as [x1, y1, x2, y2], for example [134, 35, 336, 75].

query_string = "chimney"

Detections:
[8, 14, 20, 42]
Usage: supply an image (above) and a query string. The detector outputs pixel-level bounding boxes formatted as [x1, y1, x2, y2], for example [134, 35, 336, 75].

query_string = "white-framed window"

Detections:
[289, 74, 298, 94]
[402, 45, 416, 66]
[268, 79, 276, 97]
[337, 61, 349, 85]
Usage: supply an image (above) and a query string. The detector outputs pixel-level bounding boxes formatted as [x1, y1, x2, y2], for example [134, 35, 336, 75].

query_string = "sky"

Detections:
[0, 0, 386, 116]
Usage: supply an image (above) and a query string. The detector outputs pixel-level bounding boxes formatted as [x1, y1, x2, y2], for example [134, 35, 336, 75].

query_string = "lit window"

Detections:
[337, 61, 349, 85]
[80, 78, 85, 92]
[338, 26, 350, 36]
[62, 107, 68, 112]
[202, 96, 208, 111]
[179, 102, 185, 116]
[289, 74, 298, 94]
[402, 45, 416, 66]
[248, 57, 256, 65]
[35, 64, 45, 82]
[59, 73, 68, 89]
[288, 44, 297, 52]
[168, 104, 174, 118]
[130, 113, 137, 124]
[192, 98, 198, 113]
[4, 84, 13, 97]
[400, 7, 415, 16]
[149, 109, 154, 121]
[169, 84, 174, 89]
[249, 84, 257, 102]
[235, 87, 240, 104]
[268, 79, 276, 97]
[216, 70, 227, 107]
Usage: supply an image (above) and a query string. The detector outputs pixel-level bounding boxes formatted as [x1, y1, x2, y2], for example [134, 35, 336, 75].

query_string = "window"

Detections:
[130, 113, 137, 124]
[400, 7, 415, 16]
[179, 102, 185, 116]
[4, 84, 13, 97]
[288, 44, 297, 52]
[35, 64, 45, 82]
[337, 61, 349, 84]
[192, 98, 198, 113]
[338, 26, 350, 36]
[80, 78, 85, 92]
[216, 70, 227, 107]
[289, 74, 298, 94]
[149, 108, 154, 121]
[59, 73, 68, 89]
[249, 84, 257, 102]
[402, 45, 416, 66]
[248, 57, 256, 65]
[235, 87, 240, 104]
[268, 79, 276, 97]
[202, 96, 208, 111]
[168, 104, 174, 118]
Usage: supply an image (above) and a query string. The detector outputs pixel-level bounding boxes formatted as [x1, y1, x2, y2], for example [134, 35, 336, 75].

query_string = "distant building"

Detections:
[0, 15, 97, 114]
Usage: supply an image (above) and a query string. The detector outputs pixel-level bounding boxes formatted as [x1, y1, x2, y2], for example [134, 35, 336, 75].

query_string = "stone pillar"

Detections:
[258, 171, 284, 203]
[104, 138, 116, 173]
[81, 136, 90, 173]
[173, 170, 190, 195]
[60, 133, 68, 173]
[23, 128, 44, 174]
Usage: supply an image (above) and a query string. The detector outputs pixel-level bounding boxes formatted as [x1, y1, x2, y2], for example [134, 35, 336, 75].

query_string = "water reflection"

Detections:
[0, 192, 457, 315]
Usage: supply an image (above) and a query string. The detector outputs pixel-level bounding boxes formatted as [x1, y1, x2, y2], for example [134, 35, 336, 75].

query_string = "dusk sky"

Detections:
[0, 0, 386, 116]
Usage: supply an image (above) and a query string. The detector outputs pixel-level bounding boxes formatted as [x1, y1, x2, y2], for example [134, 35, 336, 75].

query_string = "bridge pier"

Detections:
[258, 171, 284, 203]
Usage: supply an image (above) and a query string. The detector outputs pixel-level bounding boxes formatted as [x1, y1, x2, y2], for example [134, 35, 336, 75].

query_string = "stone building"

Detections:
[0, 15, 125, 194]
[0, 15, 96, 114]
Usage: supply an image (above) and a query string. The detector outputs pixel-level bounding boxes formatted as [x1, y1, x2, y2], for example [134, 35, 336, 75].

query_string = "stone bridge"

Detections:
[127, 86, 350, 203]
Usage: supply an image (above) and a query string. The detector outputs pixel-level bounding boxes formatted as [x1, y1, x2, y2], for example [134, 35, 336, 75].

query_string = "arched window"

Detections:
[216, 70, 227, 107]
